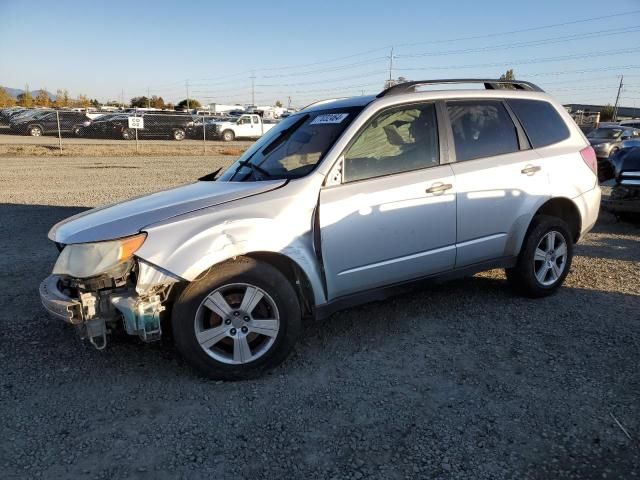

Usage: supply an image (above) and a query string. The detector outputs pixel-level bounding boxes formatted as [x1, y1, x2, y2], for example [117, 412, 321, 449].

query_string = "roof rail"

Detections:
[377, 79, 544, 98]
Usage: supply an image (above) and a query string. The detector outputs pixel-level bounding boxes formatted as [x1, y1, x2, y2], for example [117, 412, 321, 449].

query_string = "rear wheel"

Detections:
[122, 128, 135, 140]
[506, 215, 573, 298]
[172, 258, 301, 380]
[222, 129, 235, 142]
[29, 126, 42, 137]
[173, 128, 186, 141]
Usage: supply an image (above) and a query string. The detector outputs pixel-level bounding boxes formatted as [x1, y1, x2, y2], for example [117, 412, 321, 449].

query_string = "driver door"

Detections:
[235, 116, 254, 137]
[319, 102, 457, 300]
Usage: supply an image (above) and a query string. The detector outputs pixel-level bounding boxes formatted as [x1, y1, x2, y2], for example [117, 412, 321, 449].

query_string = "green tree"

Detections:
[275, 100, 283, 108]
[34, 89, 51, 107]
[149, 96, 165, 109]
[599, 104, 615, 122]
[54, 89, 70, 107]
[499, 69, 516, 89]
[17, 84, 33, 107]
[90, 98, 100, 108]
[73, 94, 90, 108]
[0, 87, 16, 107]
[130, 96, 149, 108]
[176, 98, 201, 110]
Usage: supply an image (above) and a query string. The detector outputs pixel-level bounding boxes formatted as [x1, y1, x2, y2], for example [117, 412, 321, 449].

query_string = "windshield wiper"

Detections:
[232, 160, 272, 180]
[198, 167, 222, 182]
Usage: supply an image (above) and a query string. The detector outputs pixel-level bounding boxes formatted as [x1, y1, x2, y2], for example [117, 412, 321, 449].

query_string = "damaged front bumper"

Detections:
[39, 260, 180, 350]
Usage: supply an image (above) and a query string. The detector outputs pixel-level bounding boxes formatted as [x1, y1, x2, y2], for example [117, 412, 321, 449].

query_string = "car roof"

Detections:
[301, 95, 377, 113]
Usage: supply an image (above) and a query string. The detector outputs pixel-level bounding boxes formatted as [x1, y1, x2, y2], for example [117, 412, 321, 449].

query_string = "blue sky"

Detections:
[0, 0, 639, 108]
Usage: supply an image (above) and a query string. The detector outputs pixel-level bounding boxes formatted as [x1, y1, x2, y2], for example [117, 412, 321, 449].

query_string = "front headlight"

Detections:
[52, 233, 146, 278]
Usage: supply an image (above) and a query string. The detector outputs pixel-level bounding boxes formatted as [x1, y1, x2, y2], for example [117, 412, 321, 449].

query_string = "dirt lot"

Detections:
[1, 156, 639, 479]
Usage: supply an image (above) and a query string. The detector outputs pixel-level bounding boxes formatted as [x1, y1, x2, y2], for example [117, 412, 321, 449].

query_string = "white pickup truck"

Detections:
[212, 114, 278, 141]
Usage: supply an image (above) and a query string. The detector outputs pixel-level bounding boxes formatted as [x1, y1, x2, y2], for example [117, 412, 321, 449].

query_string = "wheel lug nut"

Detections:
[241, 326, 248, 333]
[230, 328, 236, 335]
[225, 319, 231, 325]
[233, 311, 240, 316]
[243, 316, 250, 321]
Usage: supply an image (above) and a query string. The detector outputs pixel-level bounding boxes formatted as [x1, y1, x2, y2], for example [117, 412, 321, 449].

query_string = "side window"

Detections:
[343, 103, 439, 182]
[447, 100, 519, 162]
[506, 99, 570, 148]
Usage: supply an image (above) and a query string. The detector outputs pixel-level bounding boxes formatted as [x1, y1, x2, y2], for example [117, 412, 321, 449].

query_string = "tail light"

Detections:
[580, 146, 598, 176]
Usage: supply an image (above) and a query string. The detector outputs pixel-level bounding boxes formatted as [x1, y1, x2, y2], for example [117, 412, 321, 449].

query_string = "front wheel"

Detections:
[173, 128, 186, 141]
[122, 128, 135, 140]
[29, 126, 43, 137]
[172, 258, 302, 380]
[506, 215, 573, 298]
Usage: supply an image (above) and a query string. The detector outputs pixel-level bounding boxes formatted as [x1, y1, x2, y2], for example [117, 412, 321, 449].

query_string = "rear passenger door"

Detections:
[445, 99, 549, 267]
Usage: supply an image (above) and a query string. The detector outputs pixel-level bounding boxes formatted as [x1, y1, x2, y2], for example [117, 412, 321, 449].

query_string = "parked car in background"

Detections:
[210, 114, 278, 141]
[80, 112, 194, 140]
[123, 112, 194, 141]
[586, 126, 640, 180]
[603, 144, 640, 219]
[9, 110, 90, 137]
[40, 78, 600, 380]
[0, 107, 25, 125]
[75, 114, 128, 137]
[620, 119, 640, 129]
[185, 116, 229, 139]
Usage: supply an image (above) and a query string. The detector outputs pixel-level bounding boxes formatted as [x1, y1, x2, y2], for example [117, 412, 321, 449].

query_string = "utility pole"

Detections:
[121, 88, 124, 109]
[185, 80, 190, 110]
[250, 71, 256, 106]
[387, 46, 394, 85]
[147, 86, 150, 108]
[612, 75, 624, 122]
[287, 96, 291, 109]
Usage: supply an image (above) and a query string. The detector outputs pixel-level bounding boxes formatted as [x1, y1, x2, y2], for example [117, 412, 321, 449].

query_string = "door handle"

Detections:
[426, 183, 453, 195]
[521, 165, 541, 175]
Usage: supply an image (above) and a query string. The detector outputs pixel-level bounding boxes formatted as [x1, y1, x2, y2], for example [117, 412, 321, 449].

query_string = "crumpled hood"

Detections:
[49, 180, 286, 244]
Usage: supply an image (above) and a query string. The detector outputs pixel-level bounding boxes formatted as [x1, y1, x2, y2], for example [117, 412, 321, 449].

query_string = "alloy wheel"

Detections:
[194, 283, 280, 365]
[533, 230, 568, 286]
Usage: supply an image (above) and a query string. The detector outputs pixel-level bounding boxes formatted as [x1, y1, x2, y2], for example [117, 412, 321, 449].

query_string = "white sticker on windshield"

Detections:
[310, 113, 349, 125]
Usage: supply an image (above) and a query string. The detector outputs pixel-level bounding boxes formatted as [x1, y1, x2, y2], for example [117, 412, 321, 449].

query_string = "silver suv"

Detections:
[40, 79, 601, 379]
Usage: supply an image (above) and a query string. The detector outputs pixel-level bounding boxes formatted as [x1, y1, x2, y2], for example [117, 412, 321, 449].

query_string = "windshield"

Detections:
[218, 106, 363, 181]
[588, 128, 623, 140]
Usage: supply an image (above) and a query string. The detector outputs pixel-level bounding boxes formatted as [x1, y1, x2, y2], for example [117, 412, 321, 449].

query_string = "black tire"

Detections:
[222, 129, 235, 142]
[29, 125, 43, 137]
[172, 257, 302, 380]
[173, 128, 186, 141]
[505, 215, 574, 298]
[122, 128, 135, 140]
[73, 126, 82, 137]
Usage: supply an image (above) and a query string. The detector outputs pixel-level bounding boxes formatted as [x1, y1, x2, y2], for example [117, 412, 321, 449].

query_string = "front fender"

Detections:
[134, 176, 327, 305]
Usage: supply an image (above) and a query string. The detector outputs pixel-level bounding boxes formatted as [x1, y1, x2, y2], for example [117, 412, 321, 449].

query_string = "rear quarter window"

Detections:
[506, 99, 570, 148]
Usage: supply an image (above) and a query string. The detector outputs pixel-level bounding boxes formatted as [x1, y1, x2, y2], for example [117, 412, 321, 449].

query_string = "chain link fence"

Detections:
[0, 106, 263, 157]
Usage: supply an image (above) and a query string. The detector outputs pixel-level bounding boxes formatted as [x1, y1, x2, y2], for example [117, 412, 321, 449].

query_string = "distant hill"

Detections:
[1, 86, 57, 100]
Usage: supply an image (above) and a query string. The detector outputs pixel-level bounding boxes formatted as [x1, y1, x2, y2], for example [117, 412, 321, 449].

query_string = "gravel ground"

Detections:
[1, 156, 639, 479]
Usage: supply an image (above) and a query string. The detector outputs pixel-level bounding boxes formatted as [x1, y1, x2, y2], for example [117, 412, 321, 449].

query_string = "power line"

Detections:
[395, 9, 640, 47]
[261, 57, 387, 78]
[396, 25, 640, 58]
[396, 47, 640, 72]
